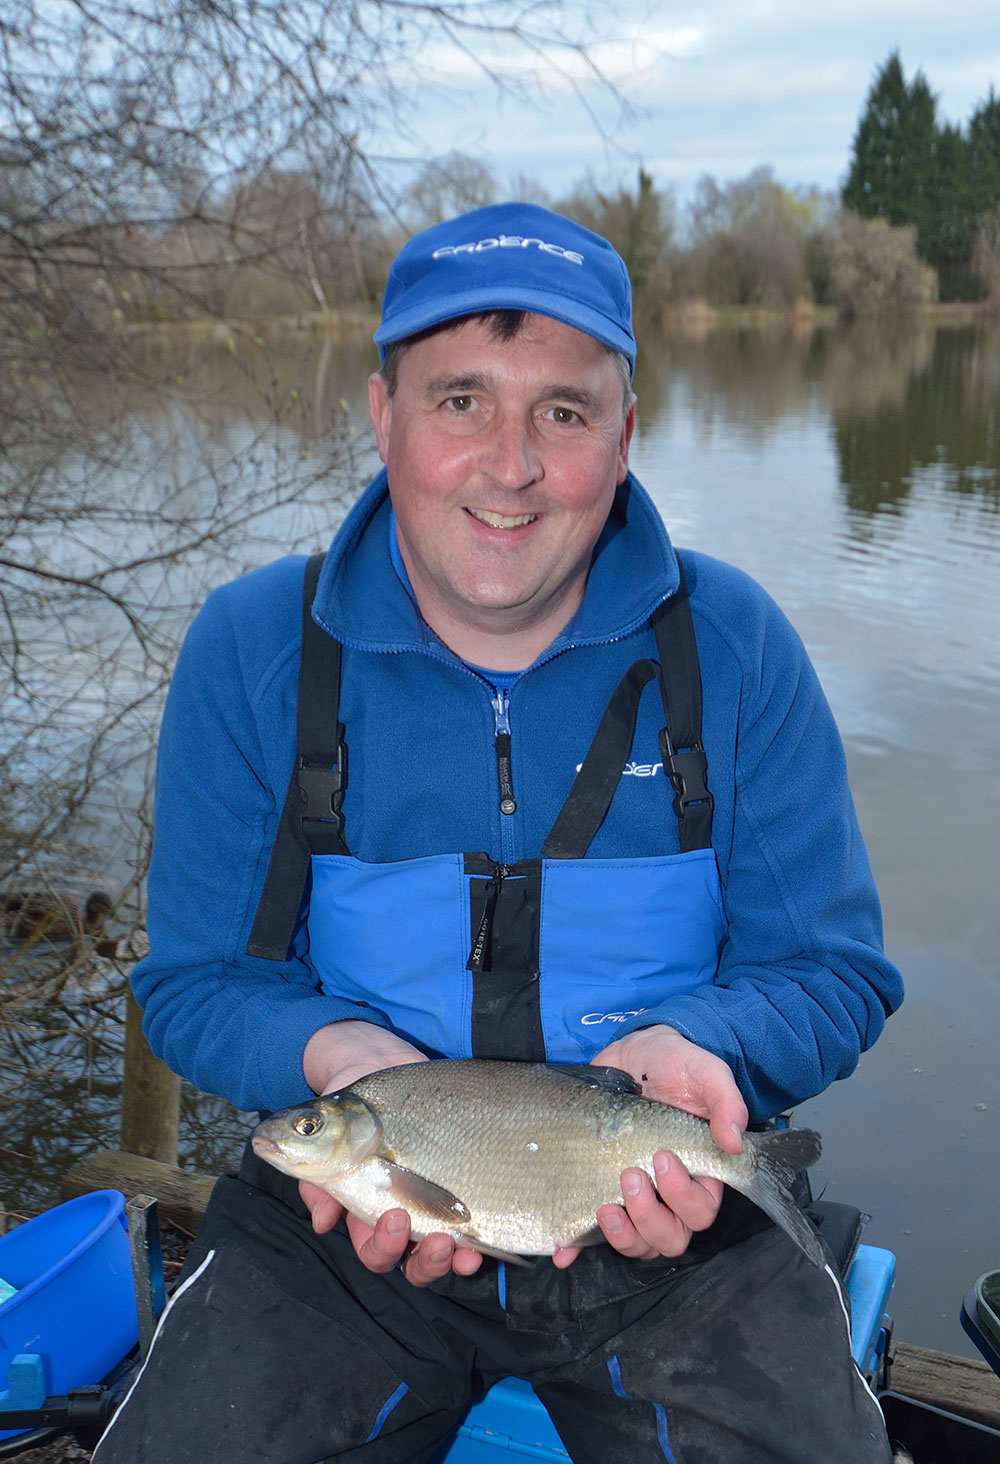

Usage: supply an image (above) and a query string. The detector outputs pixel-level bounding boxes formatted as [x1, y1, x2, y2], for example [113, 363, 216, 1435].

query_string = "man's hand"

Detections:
[298, 1021, 485, 1285]
[551, 1025, 748, 1267]
[301, 1019, 427, 1097]
[337, 1210, 486, 1286]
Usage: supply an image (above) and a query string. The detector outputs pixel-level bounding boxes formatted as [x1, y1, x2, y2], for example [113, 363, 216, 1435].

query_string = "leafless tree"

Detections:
[682, 168, 827, 310]
[0, 0, 621, 876]
[559, 167, 676, 320]
[401, 152, 500, 231]
[830, 212, 938, 321]
[0, 0, 623, 1170]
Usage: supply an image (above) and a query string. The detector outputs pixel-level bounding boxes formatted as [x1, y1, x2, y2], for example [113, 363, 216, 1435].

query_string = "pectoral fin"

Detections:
[379, 1161, 530, 1265]
[380, 1160, 471, 1226]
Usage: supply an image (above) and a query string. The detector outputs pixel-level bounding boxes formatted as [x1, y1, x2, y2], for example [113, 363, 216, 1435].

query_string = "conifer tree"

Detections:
[968, 89, 1000, 210]
[558, 168, 675, 318]
[842, 51, 987, 293]
[923, 122, 980, 294]
[842, 52, 939, 238]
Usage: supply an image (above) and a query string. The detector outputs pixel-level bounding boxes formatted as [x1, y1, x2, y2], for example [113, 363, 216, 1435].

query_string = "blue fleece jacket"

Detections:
[133, 469, 902, 1118]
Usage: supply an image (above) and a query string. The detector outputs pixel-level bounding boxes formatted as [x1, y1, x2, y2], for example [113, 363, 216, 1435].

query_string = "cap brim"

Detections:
[374, 285, 636, 367]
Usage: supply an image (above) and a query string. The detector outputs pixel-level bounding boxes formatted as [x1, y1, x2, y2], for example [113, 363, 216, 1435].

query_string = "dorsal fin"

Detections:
[547, 1063, 643, 1096]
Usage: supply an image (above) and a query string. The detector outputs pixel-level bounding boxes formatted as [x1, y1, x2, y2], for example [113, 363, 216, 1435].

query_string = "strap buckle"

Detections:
[658, 728, 714, 821]
[296, 742, 346, 834]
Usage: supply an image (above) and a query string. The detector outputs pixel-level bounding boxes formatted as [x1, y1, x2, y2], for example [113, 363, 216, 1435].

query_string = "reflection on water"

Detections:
[2, 330, 379, 1223]
[0, 331, 379, 898]
[2, 319, 999, 1358]
[833, 328, 1000, 516]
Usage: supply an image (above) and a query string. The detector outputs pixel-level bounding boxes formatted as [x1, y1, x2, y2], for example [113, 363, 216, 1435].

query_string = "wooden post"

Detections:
[121, 987, 181, 1164]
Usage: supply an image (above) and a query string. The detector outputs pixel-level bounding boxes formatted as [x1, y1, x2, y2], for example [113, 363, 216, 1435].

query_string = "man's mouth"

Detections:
[467, 508, 539, 529]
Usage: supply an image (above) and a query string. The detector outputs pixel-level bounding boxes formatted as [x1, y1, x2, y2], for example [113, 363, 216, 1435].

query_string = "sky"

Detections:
[390, 0, 1000, 211]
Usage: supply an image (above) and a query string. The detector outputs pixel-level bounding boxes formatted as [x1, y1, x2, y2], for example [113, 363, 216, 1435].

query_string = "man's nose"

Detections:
[480, 412, 542, 488]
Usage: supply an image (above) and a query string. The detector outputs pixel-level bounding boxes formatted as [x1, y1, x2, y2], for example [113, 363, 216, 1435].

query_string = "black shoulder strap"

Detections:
[651, 560, 714, 853]
[541, 659, 660, 858]
[541, 559, 713, 859]
[245, 553, 348, 961]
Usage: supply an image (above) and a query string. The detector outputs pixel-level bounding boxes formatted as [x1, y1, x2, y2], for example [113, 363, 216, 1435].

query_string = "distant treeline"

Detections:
[5, 38, 998, 366]
[0, 155, 955, 353]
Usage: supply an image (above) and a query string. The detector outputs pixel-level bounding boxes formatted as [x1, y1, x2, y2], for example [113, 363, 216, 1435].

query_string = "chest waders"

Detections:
[246, 555, 727, 1064]
[95, 564, 886, 1464]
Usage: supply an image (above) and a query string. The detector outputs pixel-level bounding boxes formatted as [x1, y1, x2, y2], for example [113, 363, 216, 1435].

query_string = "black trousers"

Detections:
[93, 1147, 891, 1464]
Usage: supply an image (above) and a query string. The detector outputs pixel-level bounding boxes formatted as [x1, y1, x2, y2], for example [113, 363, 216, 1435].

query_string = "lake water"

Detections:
[2, 318, 998, 1361]
[631, 322, 1000, 1362]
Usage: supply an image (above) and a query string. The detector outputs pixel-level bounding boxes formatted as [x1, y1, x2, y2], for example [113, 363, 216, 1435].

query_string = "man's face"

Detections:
[368, 313, 635, 666]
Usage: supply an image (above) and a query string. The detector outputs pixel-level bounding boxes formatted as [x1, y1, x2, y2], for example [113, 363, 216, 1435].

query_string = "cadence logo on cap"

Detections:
[432, 235, 585, 265]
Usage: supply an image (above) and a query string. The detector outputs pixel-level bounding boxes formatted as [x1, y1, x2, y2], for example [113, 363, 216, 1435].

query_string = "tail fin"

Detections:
[738, 1127, 826, 1268]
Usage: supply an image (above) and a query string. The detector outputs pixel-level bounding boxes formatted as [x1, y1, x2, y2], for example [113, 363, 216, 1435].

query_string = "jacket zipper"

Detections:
[491, 688, 517, 864]
[465, 690, 521, 973]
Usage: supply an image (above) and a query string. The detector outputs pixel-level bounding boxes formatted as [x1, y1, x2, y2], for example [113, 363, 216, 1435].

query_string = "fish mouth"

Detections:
[466, 508, 539, 530]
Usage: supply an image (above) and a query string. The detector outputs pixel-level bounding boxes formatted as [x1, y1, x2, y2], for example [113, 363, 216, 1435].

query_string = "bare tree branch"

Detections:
[0, 0, 626, 1199]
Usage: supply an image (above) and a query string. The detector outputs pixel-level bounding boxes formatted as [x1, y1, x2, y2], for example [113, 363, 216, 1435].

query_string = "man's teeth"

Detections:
[468, 509, 538, 529]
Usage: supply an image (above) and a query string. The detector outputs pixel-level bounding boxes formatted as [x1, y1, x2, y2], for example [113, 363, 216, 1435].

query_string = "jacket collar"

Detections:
[312, 467, 680, 658]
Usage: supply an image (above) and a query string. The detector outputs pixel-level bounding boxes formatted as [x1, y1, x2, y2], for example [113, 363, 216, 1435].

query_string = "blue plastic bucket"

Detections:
[0, 1190, 138, 1440]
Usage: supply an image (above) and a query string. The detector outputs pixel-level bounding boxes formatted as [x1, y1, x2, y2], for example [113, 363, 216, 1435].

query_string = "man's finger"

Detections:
[595, 1197, 663, 1260]
[400, 1233, 459, 1287]
[349, 1208, 410, 1273]
[551, 1244, 582, 1269]
[615, 1168, 692, 1257]
[648, 1153, 724, 1232]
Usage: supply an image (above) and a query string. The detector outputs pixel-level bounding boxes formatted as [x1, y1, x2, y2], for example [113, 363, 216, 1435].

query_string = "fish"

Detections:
[251, 1059, 825, 1267]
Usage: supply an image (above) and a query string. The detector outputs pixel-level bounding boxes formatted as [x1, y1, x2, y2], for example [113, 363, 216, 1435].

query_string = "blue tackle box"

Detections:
[432, 1243, 895, 1462]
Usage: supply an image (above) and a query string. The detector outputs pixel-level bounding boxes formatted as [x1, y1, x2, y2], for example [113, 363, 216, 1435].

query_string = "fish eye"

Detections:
[294, 1112, 324, 1137]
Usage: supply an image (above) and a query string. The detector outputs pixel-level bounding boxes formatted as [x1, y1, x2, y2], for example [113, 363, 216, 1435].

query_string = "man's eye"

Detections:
[446, 395, 476, 412]
[548, 407, 581, 425]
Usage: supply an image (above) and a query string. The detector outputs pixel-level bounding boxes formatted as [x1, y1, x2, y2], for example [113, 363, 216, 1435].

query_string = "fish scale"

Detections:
[251, 1059, 826, 1266]
[384, 1075, 619, 1249]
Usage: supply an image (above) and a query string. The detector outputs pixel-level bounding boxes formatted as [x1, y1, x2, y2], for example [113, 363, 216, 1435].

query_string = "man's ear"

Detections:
[368, 372, 392, 463]
[617, 397, 637, 484]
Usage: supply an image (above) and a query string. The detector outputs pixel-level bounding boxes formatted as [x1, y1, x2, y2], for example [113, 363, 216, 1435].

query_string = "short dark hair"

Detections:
[378, 309, 632, 413]
[380, 310, 526, 396]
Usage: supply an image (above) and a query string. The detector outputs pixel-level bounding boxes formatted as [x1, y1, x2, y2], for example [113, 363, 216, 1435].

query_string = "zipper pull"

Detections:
[467, 864, 510, 973]
[492, 690, 517, 816]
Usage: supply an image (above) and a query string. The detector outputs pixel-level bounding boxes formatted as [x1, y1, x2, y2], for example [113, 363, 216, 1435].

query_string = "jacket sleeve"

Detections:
[130, 561, 391, 1114]
[618, 563, 904, 1123]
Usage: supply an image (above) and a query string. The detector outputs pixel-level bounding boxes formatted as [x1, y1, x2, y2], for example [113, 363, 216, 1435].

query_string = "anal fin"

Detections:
[453, 1236, 530, 1266]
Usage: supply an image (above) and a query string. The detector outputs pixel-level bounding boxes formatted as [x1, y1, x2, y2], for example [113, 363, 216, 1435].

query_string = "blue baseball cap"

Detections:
[374, 202, 636, 373]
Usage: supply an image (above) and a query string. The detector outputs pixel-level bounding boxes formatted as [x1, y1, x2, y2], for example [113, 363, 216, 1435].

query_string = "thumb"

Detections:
[703, 1082, 747, 1155]
[684, 1051, 747, 1154]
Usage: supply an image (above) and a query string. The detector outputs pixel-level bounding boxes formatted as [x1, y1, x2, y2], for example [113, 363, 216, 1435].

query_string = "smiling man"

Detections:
[95, 204, 901, 1463]
[369, 313, 633, 669]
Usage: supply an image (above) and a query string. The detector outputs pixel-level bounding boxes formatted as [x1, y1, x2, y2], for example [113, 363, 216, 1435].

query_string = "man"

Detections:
[95, 203, 901, 1462]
